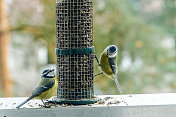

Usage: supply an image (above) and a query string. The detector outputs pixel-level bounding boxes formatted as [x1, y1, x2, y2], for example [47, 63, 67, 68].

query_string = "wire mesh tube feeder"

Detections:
[54, 0, 98, 105]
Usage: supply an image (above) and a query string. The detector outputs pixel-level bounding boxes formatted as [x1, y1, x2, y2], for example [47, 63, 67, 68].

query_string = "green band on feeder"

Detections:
[55, 47, 94, 55]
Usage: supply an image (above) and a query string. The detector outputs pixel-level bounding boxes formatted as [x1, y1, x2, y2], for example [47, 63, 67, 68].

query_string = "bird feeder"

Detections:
[55, 0, 97, 105]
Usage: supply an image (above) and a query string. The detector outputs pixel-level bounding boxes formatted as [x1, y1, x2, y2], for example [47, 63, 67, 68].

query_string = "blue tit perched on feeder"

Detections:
[16, 69, 58, 108]
[97, 45, 122, 94]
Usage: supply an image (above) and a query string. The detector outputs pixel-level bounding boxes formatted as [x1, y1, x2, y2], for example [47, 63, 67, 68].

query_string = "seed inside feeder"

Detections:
[56, 0, 94, 100]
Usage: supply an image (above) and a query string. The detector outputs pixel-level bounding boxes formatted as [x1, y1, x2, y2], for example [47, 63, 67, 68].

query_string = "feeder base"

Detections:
[52, 96, 99, 105]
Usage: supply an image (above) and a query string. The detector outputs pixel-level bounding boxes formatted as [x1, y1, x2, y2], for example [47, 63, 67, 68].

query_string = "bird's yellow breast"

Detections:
[99, 51, 113, 76]
[35, 77, 58, 100]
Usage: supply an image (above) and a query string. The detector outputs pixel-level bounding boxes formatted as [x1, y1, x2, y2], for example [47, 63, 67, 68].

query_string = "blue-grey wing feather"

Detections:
[31, 79, 55, 97]
[108, 58, 122, 94]
[16, 78, 55, 109]
[108, 58, 117, 74]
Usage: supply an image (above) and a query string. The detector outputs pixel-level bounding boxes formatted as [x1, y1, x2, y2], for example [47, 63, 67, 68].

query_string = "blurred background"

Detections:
[0, 0, 175, 97]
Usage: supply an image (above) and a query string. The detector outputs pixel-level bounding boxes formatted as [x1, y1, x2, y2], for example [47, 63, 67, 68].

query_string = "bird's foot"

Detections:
[46, 100, 58, 104]
[44, 100, 58, 108]
[94, 72, 103, 78]
[43, 105, 51, 108]
[39, 104, 51, 108]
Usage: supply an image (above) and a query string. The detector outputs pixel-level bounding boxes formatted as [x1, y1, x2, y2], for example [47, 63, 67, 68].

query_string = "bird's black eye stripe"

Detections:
[41, 69, 55, 78]
[42, 69, 50, 74]
[44, 75, 54, 78]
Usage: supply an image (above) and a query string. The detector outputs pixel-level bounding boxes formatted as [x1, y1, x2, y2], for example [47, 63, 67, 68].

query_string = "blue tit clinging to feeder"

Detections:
[16, 69, 58, 109]
[95, 45, 122, 94]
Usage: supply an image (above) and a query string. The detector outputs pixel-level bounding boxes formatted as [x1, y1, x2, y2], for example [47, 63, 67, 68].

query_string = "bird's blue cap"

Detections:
[105, 45, 118, 58]
[42, 69, 55, 78]
[109, 45, 118, 54]
[42, 69, 54, 74]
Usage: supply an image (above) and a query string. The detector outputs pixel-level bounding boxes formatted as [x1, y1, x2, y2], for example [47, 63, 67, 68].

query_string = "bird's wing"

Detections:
[31, 78, 55, 97]
[108, 58, 117, 74]
[16, 79, 55, 109]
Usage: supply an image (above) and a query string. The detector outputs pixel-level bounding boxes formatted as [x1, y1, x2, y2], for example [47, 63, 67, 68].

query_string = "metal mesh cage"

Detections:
[56, 0, 94, 101]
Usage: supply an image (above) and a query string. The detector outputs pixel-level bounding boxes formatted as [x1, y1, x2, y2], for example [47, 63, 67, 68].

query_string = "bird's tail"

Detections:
[16, 96, 34, 109]
[114, 74, 122, 94]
